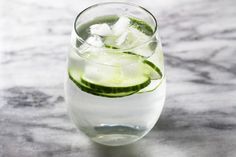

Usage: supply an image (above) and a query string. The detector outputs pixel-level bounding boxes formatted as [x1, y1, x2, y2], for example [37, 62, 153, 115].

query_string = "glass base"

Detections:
[83, 125, 147, 146]
[92, 134, 140, 146]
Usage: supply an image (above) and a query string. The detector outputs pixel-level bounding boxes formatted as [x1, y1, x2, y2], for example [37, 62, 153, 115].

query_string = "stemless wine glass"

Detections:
[65, 2, 166, 146]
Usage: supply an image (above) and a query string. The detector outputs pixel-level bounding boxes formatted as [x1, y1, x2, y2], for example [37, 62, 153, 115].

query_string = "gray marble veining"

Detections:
[0, 0, 236, 156]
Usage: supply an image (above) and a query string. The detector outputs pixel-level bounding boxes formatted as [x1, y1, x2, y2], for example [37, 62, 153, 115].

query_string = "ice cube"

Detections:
[78, 42, 90, 54]
[128, 27, 149, 41]
[84, 64, 119, 84]
[78, 35, 103, 55]
[86, 35, 104, 47]
[122, 62, 143, 78]
[123, 27, 150, 48]
[90, 23, 112, 36]
[116, 31, 128, 46]
[112, 16, 130, 35]
[84, 65, 102, 82]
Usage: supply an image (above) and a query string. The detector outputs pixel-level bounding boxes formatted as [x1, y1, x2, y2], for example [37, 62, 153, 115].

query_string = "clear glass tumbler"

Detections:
[65, 2, 166, 146]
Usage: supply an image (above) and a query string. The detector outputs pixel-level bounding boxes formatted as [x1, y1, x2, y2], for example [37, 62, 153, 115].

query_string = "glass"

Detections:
[65, 2, 166, 146]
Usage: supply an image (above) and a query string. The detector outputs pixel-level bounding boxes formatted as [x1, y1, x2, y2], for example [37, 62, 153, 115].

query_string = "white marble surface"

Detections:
[1, 0, 236, 156]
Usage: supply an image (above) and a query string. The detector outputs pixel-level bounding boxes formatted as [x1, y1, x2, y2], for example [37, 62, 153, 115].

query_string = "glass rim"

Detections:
[73, 2, 158, 51]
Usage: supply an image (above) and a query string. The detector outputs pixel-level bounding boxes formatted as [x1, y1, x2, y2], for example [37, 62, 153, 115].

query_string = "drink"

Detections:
[65, 3, 166, 146]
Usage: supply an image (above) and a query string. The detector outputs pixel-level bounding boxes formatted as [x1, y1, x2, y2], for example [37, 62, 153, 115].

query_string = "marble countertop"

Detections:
[1, 0, 236, 156]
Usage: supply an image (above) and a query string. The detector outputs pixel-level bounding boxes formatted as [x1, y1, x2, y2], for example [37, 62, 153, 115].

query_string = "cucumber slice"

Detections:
[104, 44, 118, 49]
[82, 51, 149, 92]
[138, 79, 163, 93]
[69, 75, 135, 98]
[68, 60, 161, 97]
[83, 50, 142, 66]
[129, 17, 154, 36]
[143, 60, 162, 80]
[69, 68, 150, 97]
[81, 75, 151, 93]
[122, 51, 163, 80]
[69, 68, 97, 94]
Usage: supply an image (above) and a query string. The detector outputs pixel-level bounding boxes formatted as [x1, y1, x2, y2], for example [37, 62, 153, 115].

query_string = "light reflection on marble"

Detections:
[0, 0, 236, 156]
